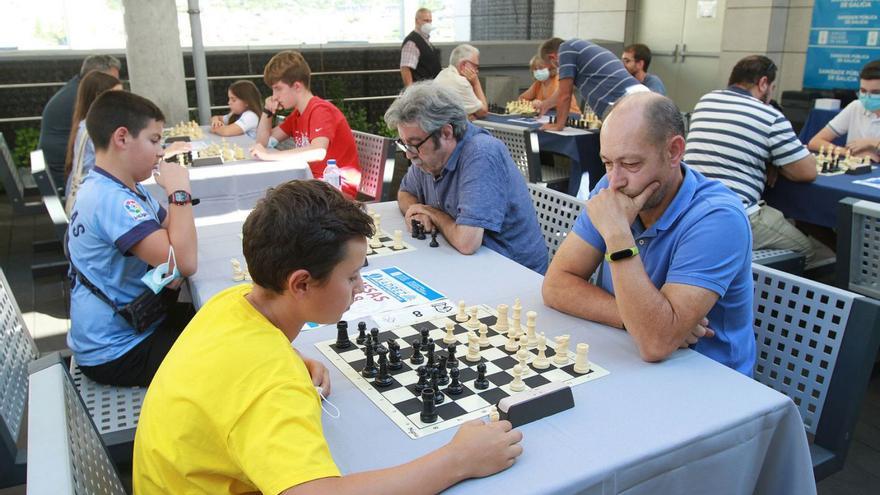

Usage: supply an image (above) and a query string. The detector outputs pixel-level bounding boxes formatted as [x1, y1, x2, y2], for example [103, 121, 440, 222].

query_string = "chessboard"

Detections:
[315, 303, 609, 439]
[367, 229, 416, 258]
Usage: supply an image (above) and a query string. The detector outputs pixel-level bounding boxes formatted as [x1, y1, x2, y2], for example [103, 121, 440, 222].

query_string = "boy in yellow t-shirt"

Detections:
[133, 180, 524, 494]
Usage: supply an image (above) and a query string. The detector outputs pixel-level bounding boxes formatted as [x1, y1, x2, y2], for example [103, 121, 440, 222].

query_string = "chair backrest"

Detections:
[837, 197, 880, 298]
[473, 120, 541, 183]
[0, 133, 42, 215]
[30, 149, 69, 242]
[527, 183, 583, 259]
[0, 268, 40, 474]
[752, 263, 880, 480]
[27, 354, 127, 495]
[752, 248, 805, 275]
[353, 130, 395, 202]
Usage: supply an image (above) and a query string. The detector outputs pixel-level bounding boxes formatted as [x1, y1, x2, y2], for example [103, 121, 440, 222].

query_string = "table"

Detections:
[765, 167, 880, 228]
[479, 114, 603, 197]
[186, 201, 816, 495]
[798, 108, 845, 146]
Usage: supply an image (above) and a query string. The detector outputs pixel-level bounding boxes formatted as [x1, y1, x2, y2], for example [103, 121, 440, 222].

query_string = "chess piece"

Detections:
[474, 362, 490, 389]
[243, 269, 251, 281]
[411, 219, 421, 239]
[533, 333, 550, 369]
[429, 230, 439, 248]
[372, 213, 382, 233]
[426, 339, 436, 367]
[369, 231, 383, 248]
[467, 306, 479, 329]
[436, 355, 450, 385]
[456, 300, 468, 322]
[230, 259, 244, 281]
[420, 328, 430, 346]
[574, 343, 590, 374]
[374, 346, 393, 387]
[466, 332, 481, 362]
[496, 303, 509, 333]
[446, 343, 458, 367]
[335, 321, 352, 349]
[387, 340, 403, 370]
[430, 368, 445, 404]
[410, 341, 424, 365]
[392, 230, 404, 250]
[443, 321, 456, 344]
[420, 388, 438, 423]
[446, 367, 463, 395]
[478, 323, 489, 347]
[504, 329, 519, 352]
[553, 335, 570, 365]
[356, 322, 367, 345]
[526, 311, 538, 348]
[370, 328, 380, 351]
[361, 342, 378, 378]
[414, 365, 428, 392]
[516, 347, 531, 375]
[509, 365, 525, 392]
[488, 405, 500, 422]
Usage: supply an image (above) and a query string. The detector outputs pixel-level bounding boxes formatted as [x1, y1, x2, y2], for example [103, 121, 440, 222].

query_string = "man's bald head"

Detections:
[605, 92, 685, 149]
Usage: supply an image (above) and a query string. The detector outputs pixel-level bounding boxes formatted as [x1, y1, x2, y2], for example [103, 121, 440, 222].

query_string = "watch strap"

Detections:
[605, 246, 639, 262]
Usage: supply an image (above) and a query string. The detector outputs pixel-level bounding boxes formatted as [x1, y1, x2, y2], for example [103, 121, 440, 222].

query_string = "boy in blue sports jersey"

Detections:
[67, 91, 198, 387]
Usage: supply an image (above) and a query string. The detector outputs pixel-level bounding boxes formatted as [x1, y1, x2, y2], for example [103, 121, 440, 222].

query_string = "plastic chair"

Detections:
[836, 197, 880, 298]
[473, 120, 541, 183]
[527, 184, 583, 260]
[0, 132, 42, 215]
[353, 130, 395, 202]
[752, 263, 880, 481]
[752, 248, 805, 275]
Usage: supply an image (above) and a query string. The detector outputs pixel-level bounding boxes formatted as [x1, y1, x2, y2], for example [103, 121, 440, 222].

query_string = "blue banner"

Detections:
[803, 0, 880, 90]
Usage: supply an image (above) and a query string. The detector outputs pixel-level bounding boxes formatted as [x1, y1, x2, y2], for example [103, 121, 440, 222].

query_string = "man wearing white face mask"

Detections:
[400, 8, 441, 87]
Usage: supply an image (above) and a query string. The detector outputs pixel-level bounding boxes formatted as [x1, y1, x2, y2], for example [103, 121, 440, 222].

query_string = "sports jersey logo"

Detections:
[123, 199, 150, 221]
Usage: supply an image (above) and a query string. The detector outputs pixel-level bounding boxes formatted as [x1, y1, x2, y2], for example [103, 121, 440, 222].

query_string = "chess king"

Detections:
[133, 180, 523, 494]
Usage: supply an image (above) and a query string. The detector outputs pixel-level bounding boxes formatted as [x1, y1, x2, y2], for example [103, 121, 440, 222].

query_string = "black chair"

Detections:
[0, 132, 42, 215]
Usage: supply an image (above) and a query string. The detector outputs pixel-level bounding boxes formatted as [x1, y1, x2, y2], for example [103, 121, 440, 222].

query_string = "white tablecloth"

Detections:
[186, 201, 816, 495]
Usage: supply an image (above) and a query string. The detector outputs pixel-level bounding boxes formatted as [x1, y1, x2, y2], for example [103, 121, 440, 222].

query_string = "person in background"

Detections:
[808, 59, 880, 162]
[518, 55, 581, 115]
[621, 44, 667, 95]
[433, 44, 489, 119]
[39, 54, 122, 191]
[400, 7, 441, 87]
[63, 71, 123, 214]
[210, 80, 263, 139]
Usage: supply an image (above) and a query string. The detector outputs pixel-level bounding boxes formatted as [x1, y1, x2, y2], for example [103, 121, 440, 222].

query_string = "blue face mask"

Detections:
[533, 68, 551, 82]
[859, 92, 880, 112]
[141, 246, 181, 294]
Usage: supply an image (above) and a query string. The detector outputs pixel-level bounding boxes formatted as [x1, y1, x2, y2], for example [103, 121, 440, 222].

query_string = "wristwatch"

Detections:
[262, 107, 275, 119]
[168, 190, 200, 206]
[605, 246, 639, 262]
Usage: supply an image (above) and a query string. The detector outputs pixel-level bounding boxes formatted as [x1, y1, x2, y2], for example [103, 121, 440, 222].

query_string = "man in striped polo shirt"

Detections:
[537, 37, 649, 131]
[684, 55, 819, 266]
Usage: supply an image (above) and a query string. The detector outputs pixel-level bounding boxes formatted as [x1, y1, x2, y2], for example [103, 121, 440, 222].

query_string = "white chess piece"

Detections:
[456, 300, 468, 322]
[230, 259, 244, 281]
[488, 405, 500, 422]
[533, 333, 550, 369]
[512, 298, 522, 322]
[466, 332, 481, 362]
[392, 230, 404, 250]
[478, 323, 490, 347]
[574, 343, 590, 374]
[443, 321, 456, 344]
[510, 311, 521, 339]
[509, 365, 525, 392]
[372, 213, 382, 234]
[243, 269, 252, 281]
[495, 303, 509, 333]
[553, 335, 570, 365]
[504, 330, 519, 352]
[516, 347, 531, 375]
[369, 232, 383, 248]
[526, 311, 538, 348]
[467, 306, 479, 329]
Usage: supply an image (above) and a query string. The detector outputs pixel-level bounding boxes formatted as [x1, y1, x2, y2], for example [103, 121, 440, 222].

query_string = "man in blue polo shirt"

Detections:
[385, 82, 548, 274]
[542, 92, 756, 375]
[537, 37, 649, 131]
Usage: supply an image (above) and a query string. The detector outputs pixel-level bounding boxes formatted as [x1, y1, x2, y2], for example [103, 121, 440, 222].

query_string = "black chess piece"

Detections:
[356, 322, 367, 345]
[474, 362, 489, 390]
[411, 219, 420, 239]
[370, 327, 380, 351]
[429, 230, 439, 248]
[420, 328, 430, 346]
[410, 341, 424, 365]
[446, 343, 458, 368]
[431, 368, 445, 404]
[361, 341, 378, 378]
[335, 321, 351, 349]
[420, 388, 438, 423]
[426, 340, 436, 367]
[436, 356, 450, 386]
[417, 222, 427, 240]
[446, 367, 463, 395]
[374, 346, 393, 387]
[414, 365, 428, 392]
[387, 340, 403, 370]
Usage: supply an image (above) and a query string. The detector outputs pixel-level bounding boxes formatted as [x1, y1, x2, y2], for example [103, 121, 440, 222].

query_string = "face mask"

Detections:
[420, 22, 433, 35]
[141, 245, 181, 294]
[859, 92, 880, 112]
[533, 68, 551, 82]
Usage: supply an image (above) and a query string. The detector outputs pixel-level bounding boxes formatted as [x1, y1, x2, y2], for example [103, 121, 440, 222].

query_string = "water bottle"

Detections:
[323, 159, 342, 190]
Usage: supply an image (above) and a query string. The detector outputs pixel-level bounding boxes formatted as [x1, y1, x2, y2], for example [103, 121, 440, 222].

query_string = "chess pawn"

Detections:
[532, 333, 550, 369]
[392, 230, 404, 250]
[516, 347, 531, 376]
[456, 300, 468, 322]
[526, 311, 538, 348]
[467, 306, 479, 329]
[466, 332, 481, 362]
[553, 335, 570, 365]
[372, 213, 382, 234]
[488, 405, 500, 422]
[435, 320, 452, 344]
[369, 231, 383, 248]
[478, 323, 490, 347]
[509, 364, 526, 392]
[504, 329, 519, 352]
[574, 343, 590, 374]
[496, 303, 509, 333]
[230, 259, 244, 281]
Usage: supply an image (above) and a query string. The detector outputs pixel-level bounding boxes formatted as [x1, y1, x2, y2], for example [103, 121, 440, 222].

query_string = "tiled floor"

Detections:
[1, 196, 878, 494]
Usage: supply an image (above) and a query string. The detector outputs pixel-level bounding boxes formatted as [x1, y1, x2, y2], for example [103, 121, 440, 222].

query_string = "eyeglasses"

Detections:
[395, 129, 438, 154]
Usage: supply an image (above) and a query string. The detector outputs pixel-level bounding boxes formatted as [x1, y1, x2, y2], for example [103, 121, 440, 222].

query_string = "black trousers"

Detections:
[78, 302, 195, 387]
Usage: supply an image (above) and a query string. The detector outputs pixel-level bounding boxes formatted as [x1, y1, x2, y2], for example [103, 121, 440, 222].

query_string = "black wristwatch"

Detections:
[168, 190, 200, 206]
[605, 246, 639, 262]
[262, 107, 275, 119]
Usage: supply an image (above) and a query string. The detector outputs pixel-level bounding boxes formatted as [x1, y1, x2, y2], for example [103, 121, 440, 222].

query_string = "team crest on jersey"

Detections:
[123, 199, 150, 221]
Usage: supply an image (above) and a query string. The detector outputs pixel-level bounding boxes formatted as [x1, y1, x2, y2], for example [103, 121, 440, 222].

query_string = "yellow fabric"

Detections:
[525, 76, 581, 114]
[133, 284, 340, 495]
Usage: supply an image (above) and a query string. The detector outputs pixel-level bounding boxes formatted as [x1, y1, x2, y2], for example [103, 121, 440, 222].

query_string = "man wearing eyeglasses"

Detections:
[684, 55, 820, 267]
[385, 82, 548, 274]
[433, 44, 489, 119]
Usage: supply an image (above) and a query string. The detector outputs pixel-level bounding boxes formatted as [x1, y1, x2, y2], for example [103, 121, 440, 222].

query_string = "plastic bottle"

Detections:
[323, 159, 342, 190]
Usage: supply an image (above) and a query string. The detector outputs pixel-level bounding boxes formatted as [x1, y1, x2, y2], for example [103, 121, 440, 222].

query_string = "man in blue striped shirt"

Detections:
[537, 37, 648, 131]
[684, 55, 819, 266]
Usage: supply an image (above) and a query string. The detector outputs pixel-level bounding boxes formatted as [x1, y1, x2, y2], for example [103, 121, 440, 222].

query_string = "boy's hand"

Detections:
[264, 96, 281, 114]
[446, 420, 523, 478]
[250, 142, 275, 160]
[154, 160, 191, 194]
[302, 357, 332, 397]
[163, 141, 191, 159]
